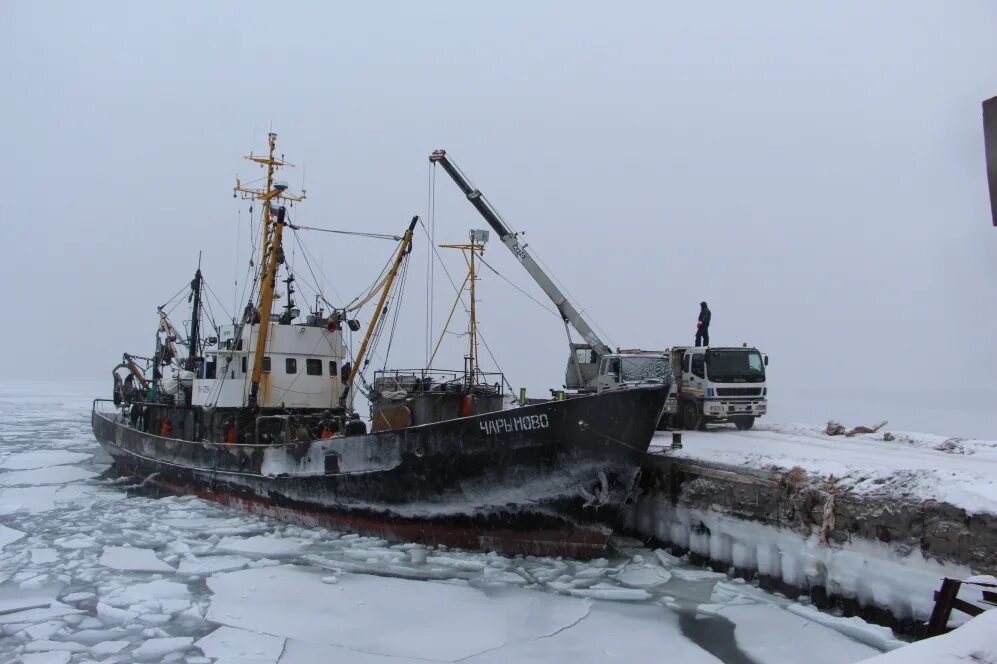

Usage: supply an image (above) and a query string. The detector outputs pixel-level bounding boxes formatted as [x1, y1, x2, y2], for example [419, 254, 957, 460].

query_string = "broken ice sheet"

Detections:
[30, 548, 58, 564]
[0, 450, 92, 470]
[0, 484, 99, 515]
[612, 563, 672, 588]
[206, 565, 593, 661]
[131, 636, 194, 661]
[99, 546, 175, 572]
[0, 524, 25, 552]
[101, 579, 191, 608]
[0, 465, 96, 486]
[215, 535, 312, 556]
[195, 625, 285, 664]
[177, 554, 250, 575]
[0, 600, 81, 624]
[466, 602, 723, 664]
[712, 603, 880, 664]
[21, 652, 72, 664]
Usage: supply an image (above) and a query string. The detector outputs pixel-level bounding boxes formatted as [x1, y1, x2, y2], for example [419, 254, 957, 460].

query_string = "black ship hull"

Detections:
[92, 387, 666, 558]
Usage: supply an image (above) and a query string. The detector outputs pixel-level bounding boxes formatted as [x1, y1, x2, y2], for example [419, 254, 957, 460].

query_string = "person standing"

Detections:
[695, 301, 711, 347]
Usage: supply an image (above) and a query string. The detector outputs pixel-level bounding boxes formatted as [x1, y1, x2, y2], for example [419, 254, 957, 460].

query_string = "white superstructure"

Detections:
[192, 320, 348, 409]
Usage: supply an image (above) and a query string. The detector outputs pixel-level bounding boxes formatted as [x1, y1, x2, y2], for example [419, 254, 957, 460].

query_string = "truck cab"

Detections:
[663, 346, 768, 430]
[591, 350, 670, 393]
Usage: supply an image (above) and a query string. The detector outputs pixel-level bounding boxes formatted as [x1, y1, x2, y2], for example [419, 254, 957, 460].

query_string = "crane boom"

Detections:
[428, 150, 611, 358]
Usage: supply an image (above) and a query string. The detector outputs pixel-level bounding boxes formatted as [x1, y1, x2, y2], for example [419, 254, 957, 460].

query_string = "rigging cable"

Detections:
[284, 212, 346, 307]
[380, 254, 411, 372]
[289, 224, 402, 241]
[202, 277, 233, 326]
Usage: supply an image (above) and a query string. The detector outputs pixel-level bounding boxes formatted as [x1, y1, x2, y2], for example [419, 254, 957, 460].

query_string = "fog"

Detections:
[4, 2, 997, 414]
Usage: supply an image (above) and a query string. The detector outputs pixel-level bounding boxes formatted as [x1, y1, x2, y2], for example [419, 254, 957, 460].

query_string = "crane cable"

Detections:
[475, 254, 559, 318]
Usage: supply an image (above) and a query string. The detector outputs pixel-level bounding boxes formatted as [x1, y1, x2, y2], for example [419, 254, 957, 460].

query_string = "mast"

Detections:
[428, 150, 612, 358]
[438, 230, 488, 386]
[344, 216, 419, 397]
[186, 264, 203, 372]
[234, 133, 306, 407]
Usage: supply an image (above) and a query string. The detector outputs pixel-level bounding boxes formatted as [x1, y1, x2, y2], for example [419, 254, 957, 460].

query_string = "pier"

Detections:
[626, 427, 997, 635]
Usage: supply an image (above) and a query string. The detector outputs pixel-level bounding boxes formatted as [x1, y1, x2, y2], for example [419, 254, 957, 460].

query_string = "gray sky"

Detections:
[4, 1, 997, 404]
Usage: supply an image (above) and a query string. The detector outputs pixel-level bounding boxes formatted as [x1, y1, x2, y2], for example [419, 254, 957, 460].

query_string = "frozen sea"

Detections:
[0, 381, 913, 663]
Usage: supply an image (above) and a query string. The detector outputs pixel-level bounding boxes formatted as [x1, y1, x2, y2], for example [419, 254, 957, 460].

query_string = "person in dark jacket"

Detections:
[695, 301, 711, 347]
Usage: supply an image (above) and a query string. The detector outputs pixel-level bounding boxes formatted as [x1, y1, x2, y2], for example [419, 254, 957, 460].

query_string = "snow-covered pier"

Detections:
[625, 424, 997, 633]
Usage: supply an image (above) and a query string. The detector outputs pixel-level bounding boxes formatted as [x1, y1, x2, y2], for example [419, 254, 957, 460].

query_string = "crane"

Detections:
[429, 150, 613, 389]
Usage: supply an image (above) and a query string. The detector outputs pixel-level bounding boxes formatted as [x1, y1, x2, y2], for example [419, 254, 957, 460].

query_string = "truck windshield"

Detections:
[705, 350, 765, 383]
[620, 357, 668, 383]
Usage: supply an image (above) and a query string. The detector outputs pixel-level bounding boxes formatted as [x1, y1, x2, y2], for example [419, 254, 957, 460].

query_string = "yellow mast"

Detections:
[233, 133, 305, 407]
[344, 216, 419, 399]
[436, 230, 487, 386]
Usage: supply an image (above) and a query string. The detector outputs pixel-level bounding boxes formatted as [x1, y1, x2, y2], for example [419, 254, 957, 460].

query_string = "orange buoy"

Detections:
[460, 394, 474, 417]
[160, 419, 172, 438]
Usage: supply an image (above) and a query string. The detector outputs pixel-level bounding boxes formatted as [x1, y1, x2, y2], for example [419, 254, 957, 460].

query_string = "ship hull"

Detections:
[92, 387, 666, 558]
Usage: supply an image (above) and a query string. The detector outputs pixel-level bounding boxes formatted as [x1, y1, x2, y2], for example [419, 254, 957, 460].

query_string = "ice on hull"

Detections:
[92, 387, 667, 557]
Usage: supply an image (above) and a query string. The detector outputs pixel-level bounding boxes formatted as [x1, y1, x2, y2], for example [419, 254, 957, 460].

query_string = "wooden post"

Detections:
[926, 578, 961, 637]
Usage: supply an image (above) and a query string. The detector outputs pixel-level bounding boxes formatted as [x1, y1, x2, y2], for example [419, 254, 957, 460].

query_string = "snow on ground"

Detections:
[0, 380, 988, 663]
[652, 422, 997, 515]
[859, 608, 997, 663]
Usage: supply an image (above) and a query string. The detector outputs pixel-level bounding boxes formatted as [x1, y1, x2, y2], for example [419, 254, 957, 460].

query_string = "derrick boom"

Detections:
[428, 150, 611, 358]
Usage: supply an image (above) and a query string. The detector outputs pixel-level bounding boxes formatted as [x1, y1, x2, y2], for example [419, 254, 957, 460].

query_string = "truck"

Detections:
[662, 345, 768, 430]
[429, 150, 669, 398]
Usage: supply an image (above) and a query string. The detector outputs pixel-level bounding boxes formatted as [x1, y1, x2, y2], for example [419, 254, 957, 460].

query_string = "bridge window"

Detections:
[286, 358, 297, 374]
[306, 358, 322, 376]
[262, 356, 271, 373]
[241, 356, 247, 373]
[329, 361, 337, 378]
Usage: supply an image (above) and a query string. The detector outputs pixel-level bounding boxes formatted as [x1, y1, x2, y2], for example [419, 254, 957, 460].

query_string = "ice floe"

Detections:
[99, 545, 175, 572]
[0, 465, 96, 487]
[131, 635, 195, 660]
[0, 524, 25, 551]
[206, 565, 594, 661]
[0, 450, 91, 470]
[195, 625, 285, 664]
[177, 554, 250, 575]
[216, 534, 313, 556]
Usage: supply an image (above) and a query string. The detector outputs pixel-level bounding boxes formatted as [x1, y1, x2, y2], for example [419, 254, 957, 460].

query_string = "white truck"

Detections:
[662, 346, 768, 430]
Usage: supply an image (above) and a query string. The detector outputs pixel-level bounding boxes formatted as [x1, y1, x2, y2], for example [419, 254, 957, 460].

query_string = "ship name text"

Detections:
[479, 413, 550, 435]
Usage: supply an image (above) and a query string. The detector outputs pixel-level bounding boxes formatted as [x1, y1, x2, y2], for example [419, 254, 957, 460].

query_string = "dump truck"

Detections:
[662, 345, 768, 430]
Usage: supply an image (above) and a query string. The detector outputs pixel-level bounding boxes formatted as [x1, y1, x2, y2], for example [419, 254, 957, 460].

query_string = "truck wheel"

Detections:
[734, 416, 755, 431]
[681, 401, 700, 431]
